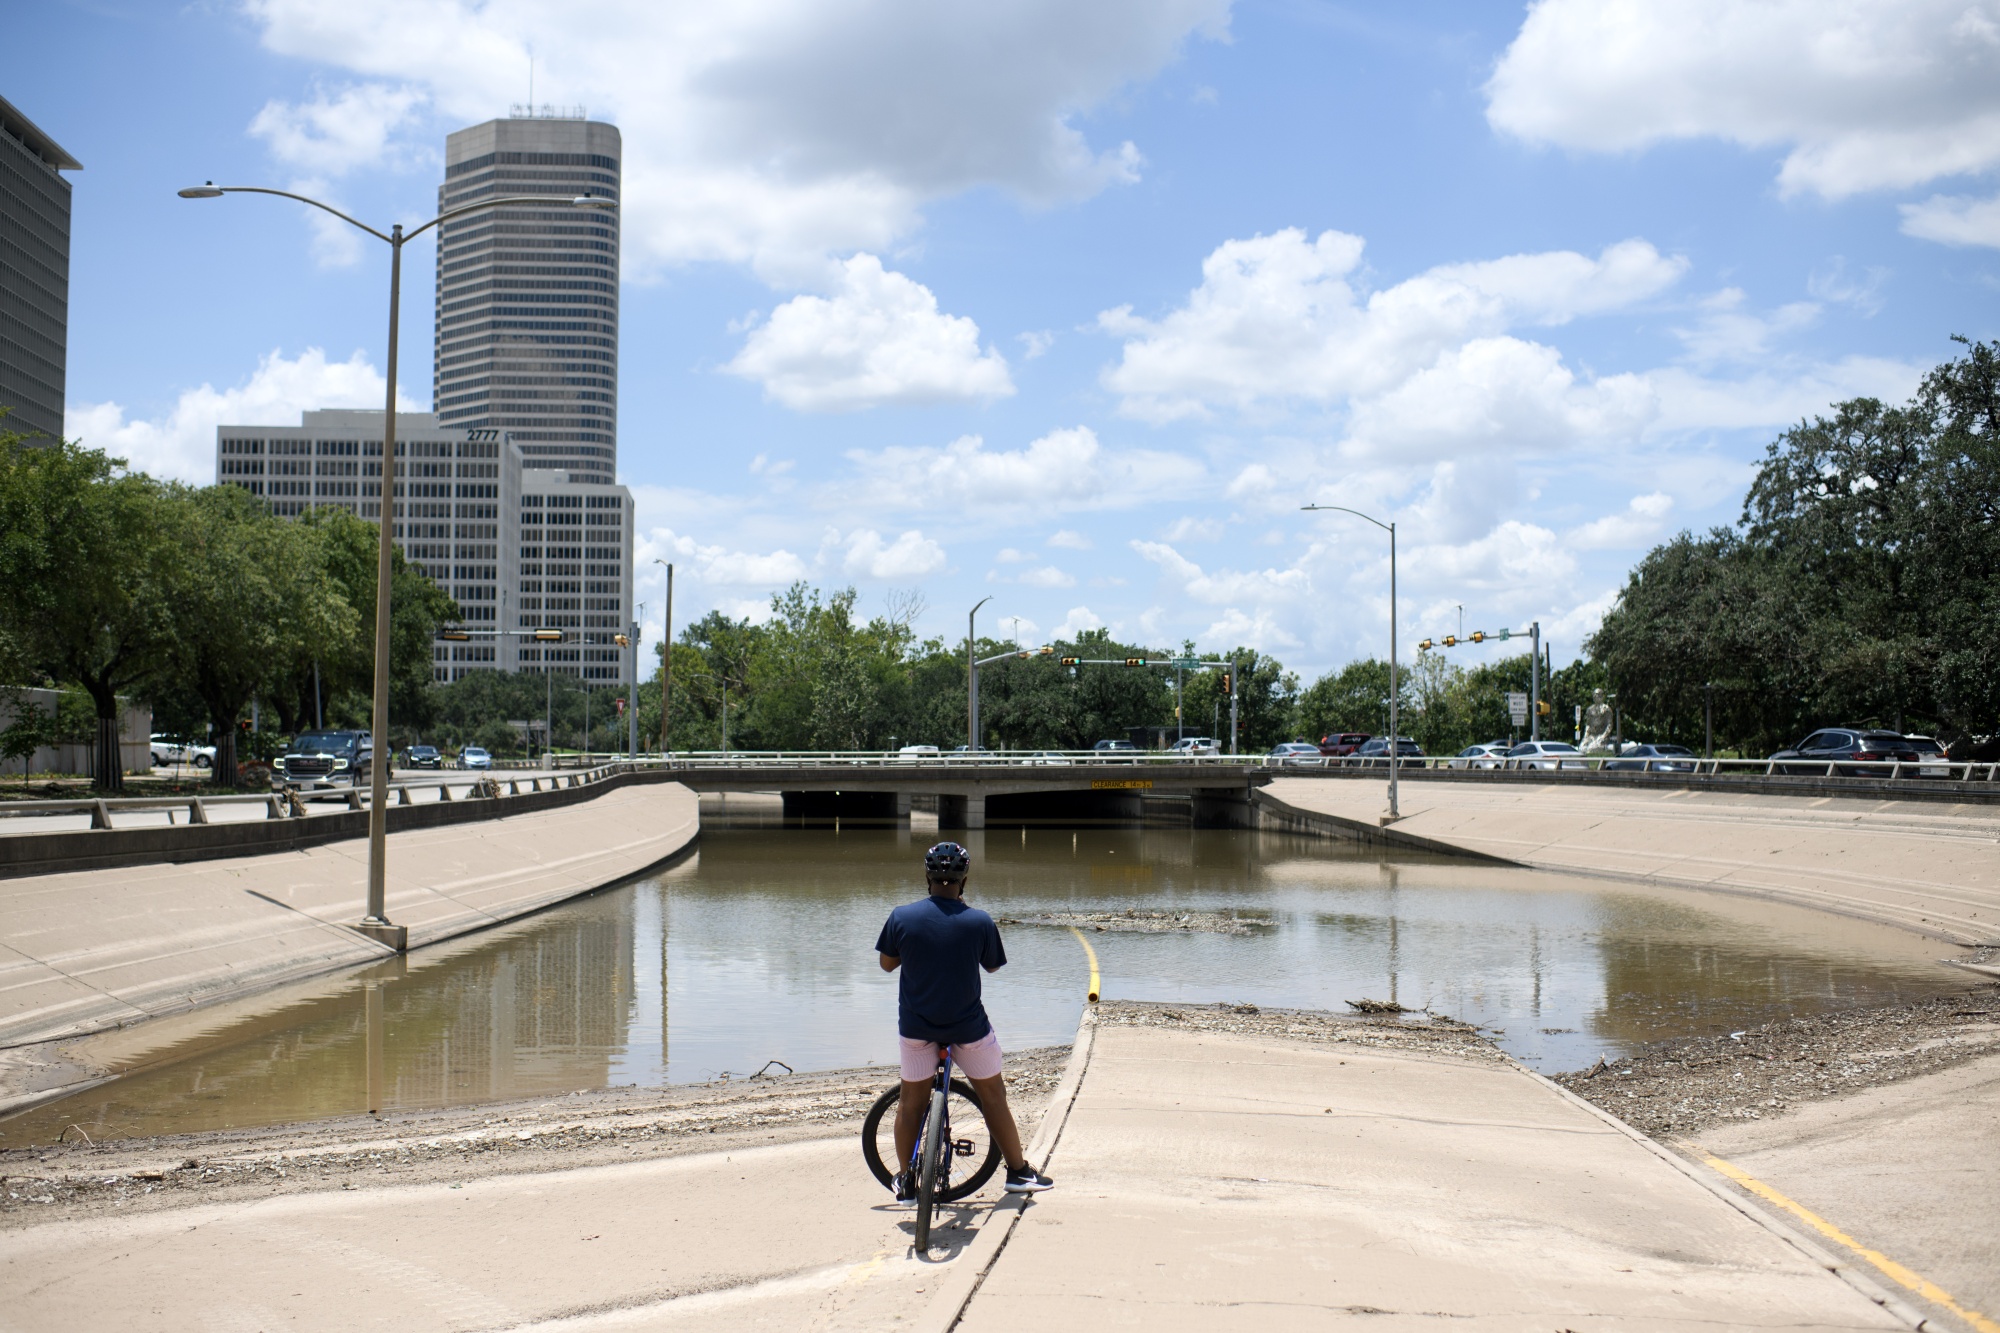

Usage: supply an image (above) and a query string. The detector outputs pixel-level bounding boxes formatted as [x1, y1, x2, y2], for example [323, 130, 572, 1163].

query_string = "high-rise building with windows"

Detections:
[1, 95, 82, 442]
[216, 411, 634, 688]
[434, 112, 620, 482]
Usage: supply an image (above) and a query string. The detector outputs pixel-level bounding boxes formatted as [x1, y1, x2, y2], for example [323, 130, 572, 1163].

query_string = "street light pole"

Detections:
[655, 560, 673, 758]
[179, 181, 616, 948]
[968, 596, 991, 750]
[1302, 505, 1399, 820]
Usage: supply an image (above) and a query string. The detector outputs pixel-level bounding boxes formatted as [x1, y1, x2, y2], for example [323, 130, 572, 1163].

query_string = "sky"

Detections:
[16, 0, 2000, 678]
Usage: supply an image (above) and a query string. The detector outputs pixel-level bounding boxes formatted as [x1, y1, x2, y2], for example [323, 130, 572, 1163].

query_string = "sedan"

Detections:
[459, 746, 493, 770]
[1266, 742, 1326, 767]
[1601, 743, 1697, 773]
[1901, 735, 1952, 779]
[405, 744, 443, 769]
[1026, 751, 1074, 766]
[1504, 741, 1587, 770]
[1448, 743, 1509, 770]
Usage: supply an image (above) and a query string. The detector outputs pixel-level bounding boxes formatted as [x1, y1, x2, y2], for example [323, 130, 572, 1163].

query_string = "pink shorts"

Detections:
[899, 1029, 1003, 1081]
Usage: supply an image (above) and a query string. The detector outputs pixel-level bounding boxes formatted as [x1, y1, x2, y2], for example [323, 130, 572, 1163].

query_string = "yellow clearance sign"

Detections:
[1090, 779, 1154, 790]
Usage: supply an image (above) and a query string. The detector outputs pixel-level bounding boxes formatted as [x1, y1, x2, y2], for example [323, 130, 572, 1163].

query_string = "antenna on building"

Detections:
[528, 48, 533, 109]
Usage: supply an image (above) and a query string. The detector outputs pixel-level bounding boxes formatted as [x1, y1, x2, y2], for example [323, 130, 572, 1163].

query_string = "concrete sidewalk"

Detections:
[941, 1012, 1911, 1330]
[0, 782, 696, 1059]
[1263, 777, 2000, 946]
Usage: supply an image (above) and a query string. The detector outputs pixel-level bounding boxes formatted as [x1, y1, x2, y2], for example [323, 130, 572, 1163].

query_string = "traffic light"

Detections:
[1537, 699, 1551, 716]
[1123, 657, 1145, 666]
[533, 629, 564, 642]
[1442, 635, 1457, 647]
[1060, 656, 1081, 666]
[614, 634, 630, 648]
[1221, 673, 1232, 693]
[1036, 646, 1055, 656]
[1418, 638, 1434, 651]
[1470, 631, 1485, 644]
[440, 628, 470, 641]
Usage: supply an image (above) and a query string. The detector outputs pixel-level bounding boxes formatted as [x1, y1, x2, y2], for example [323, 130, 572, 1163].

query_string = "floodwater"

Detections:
[1, 822, 1966, 1145]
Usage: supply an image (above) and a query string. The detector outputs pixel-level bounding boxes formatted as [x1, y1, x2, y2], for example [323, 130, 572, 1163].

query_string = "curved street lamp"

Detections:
[178, 182, 618, 946]
[1302, 504, 1399, 820]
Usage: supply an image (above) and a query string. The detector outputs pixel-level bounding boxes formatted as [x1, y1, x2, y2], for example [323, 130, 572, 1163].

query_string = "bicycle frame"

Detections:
[909, 1051, 955, 1181]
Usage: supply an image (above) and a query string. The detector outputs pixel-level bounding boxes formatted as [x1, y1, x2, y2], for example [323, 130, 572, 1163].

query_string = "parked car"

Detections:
[150, 734, 217, 769]
[1266, 742, 1325, 767]
[1353, 736, 1424, 768]
[1601, 743, 1697, 773]
[1767, 728, 1921, 777]
[1317, 733, 1371, 758]
[1503, 740, 1586, 770]
[404, 744, 443, 769]
[1167, 736, 1220, 758]
[1900, 735, 1952, 778]
[894, 744, 941, 763]
[275, 730, 373, 788]
[459, 745, 492, 771]
[1448, 742, 1509, 770]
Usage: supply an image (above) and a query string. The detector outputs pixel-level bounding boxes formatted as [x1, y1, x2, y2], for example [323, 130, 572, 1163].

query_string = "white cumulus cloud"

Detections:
[66, 347, 412, 483]
[1054, 606, 1107, 639]
[1568, 493, 1675, 550]
[1900, 192, 2000, 247]
[249, 82, 429, 177]
[725, 255, 1013, 411]
[835, 425, 1206, 517]
[244, 0, 1229, 278]
[1099, 228, 1683, 423]
[1487, 0, 2000, 199]
[639, 528, 811, 587]
[838, 528, 948, 579]
[1017, 565, 1077, 588]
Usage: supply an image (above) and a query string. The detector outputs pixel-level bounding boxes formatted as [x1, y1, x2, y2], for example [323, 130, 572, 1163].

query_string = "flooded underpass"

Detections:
[0, 820, 1968, 1146]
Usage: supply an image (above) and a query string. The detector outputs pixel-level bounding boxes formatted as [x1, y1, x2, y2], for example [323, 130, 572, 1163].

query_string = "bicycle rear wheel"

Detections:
[861, 1081, 1001, 1203]
[913, 1087, 947, 1249]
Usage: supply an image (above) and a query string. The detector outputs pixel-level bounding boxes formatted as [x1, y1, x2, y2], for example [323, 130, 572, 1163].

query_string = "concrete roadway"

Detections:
[1262, 776, 2000, 947]
[0, 769, 523, 836]
[4, 1010, 1955, 1332]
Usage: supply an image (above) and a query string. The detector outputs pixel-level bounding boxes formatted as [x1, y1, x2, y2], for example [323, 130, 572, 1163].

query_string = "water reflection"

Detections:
[1, 826, 1962, 1144]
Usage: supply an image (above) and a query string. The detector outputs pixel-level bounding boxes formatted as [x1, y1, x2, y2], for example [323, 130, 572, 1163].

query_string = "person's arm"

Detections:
[981, 918, 1008, 974]
[879, 953, 900, 973]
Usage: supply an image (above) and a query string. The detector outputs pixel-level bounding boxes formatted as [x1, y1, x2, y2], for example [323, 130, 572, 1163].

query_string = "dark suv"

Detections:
[276, 730, 374, 789]
[1768, 729, 1921, 777]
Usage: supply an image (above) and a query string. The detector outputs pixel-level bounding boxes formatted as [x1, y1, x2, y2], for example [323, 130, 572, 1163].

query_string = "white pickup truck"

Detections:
[150, 734, 217, 769]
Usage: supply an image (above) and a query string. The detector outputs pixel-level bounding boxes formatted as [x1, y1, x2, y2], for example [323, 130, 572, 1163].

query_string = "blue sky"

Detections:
[18, 0, 2000, 677]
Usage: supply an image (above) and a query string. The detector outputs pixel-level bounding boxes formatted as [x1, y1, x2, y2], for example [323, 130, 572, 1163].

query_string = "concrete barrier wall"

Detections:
[0, 782, 699, 1061]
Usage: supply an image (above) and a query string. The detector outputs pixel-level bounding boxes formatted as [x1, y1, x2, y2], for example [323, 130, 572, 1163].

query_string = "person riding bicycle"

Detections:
[876, 840, 1055, 1199]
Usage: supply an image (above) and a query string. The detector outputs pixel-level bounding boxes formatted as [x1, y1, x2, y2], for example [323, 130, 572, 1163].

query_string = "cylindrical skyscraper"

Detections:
[434, 112, 620, 482]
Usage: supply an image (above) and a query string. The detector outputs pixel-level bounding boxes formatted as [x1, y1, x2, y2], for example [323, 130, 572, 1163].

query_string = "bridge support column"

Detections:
[937, 792, 986, 830]
[1191, 787, 1254, 829]
[894, 792, 911, 824]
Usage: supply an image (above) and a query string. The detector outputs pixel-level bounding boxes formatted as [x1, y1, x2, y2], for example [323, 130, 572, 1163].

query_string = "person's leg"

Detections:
[894, 1037, 941, 1168]
[964, 1071, 1027, 1171]
[949, 1030, 1028, 1171]
[893, 1078, 932, 1167]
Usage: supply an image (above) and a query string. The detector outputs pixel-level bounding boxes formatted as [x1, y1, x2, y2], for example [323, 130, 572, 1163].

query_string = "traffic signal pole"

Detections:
[1529, 620, 1541, 742]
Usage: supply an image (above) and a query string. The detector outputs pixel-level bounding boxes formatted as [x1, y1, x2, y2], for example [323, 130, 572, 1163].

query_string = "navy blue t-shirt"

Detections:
[875, 895, 1007, 1045]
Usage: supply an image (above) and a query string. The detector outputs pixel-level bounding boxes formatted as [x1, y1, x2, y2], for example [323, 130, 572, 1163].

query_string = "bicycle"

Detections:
[860, 1051, 1002, 1250]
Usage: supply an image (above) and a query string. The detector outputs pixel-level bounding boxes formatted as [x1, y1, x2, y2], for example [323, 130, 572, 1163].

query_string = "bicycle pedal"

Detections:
[953, 1139, 976, 1157]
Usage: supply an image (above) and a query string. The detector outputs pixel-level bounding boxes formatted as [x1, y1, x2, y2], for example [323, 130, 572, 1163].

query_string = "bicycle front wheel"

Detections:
[861, 1081, 1002, 1203]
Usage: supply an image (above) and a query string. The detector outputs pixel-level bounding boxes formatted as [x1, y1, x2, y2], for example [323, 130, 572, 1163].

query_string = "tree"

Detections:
[0, 686, 48, 785]
[0, 436, 177, 789]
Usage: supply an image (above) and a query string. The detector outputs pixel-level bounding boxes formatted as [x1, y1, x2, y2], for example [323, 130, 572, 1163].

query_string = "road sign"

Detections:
[1506, 692, 1529, 726]
[1167, 657, 1199, 669]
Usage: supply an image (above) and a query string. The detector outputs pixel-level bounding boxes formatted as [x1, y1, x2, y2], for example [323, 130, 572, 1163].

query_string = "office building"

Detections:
[0, 95, 82, 441]
[216, 410, 633, 687]
[434, 112, 620, 481]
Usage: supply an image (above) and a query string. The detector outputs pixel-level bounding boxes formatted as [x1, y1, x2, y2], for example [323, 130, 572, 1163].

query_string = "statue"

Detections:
[1581, 688, 1615, 753]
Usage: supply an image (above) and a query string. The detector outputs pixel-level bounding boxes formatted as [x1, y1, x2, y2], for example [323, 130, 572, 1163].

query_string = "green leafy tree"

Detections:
[0, 436, 177, 789]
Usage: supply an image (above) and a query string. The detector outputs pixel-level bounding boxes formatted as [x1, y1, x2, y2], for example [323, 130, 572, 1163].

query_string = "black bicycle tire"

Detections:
[914, 1087, 946, 1250]
[860, 1081, 1003, 1202]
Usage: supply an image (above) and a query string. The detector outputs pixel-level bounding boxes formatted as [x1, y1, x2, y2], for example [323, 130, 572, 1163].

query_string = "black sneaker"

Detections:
[892, 1170, 916, 1202]
[1004, 1165, 1055, 1194]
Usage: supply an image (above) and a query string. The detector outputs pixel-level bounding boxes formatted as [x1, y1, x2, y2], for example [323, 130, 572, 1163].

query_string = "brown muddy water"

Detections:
[0, 823, 1968, 1145]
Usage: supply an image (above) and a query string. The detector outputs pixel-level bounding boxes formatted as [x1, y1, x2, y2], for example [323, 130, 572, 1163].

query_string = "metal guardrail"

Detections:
[0, 765, 629, 830]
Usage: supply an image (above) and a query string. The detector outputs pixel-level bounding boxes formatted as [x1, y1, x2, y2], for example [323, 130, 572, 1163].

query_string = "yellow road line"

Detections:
[1066, 927, 1100, 1002]
[1700, 1151, 1998, 1333]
